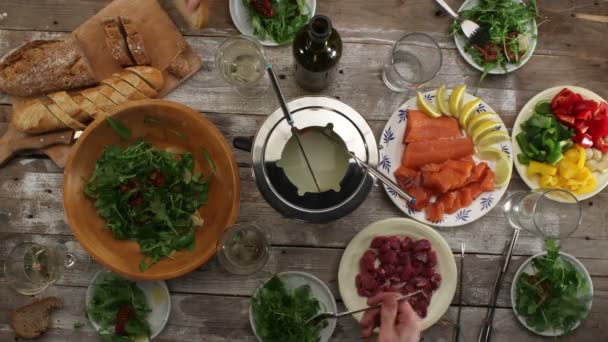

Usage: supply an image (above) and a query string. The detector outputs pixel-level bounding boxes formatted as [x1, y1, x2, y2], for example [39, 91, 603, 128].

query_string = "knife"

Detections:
[0, 129, 81, 166]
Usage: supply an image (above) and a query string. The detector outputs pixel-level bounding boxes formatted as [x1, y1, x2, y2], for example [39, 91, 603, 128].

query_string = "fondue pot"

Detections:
[234, 96, 378, 222]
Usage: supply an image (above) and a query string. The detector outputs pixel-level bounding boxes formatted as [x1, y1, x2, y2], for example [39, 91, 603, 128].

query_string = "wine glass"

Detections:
[4, 241, 89, 295]
[503, 188, 582, 239]
[216, 223, 270, 275]
[215, 35, 270, 98]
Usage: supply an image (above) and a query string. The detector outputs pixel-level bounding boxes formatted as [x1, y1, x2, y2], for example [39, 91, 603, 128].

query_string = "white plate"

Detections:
[249, 271, 337, 342]
[229, 0, 316, 46]
[512, 85, 608, 201]
[86, 270, 171, 341]
[379, 90, 513, 227]
[338, 218, 457, 330]
[454, 0, 537, 75]
[511, 251, 593, 336]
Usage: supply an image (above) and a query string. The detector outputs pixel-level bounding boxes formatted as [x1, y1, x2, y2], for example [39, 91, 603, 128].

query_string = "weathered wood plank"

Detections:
[1, 233, 607, 309]
[0, 284, 605, 341]
[0, 0, 606, 59]
[1, 30, 607, 119]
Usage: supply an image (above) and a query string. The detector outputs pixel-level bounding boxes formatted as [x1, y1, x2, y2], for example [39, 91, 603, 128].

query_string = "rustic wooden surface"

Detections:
[1, 0, 607, 341]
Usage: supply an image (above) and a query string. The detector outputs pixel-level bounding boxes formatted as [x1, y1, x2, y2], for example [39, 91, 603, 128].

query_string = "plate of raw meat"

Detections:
[378, 90, 513, 226]
[338, 218, 457, 330]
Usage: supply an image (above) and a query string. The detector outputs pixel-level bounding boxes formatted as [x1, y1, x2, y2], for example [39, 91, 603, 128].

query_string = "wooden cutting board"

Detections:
[5, 0, 203, 168]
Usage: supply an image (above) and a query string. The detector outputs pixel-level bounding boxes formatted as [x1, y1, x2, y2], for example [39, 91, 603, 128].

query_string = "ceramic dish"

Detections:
[511, 251, 593, 337]
[338, 218, 457, 330]
[454, 0, 537, 75]
[379, 90, 513, 227]
[86, 270, 171, 340]
[512, 85, 608, 201]
[249, 271, 337, 342]
[229, 0, 316, 46]
[63, 100, 240, 280]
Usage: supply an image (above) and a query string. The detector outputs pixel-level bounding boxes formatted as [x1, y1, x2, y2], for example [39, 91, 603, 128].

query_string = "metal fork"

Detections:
[435, 0, 490, 46]
[304, 290, 423, 326]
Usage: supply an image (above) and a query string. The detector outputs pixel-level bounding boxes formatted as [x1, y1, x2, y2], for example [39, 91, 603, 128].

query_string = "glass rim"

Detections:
[531, 188, 582, 239]
[217, 222, 271, 275]
[389, 32, 443, 84]
[215, 34, 267, 65]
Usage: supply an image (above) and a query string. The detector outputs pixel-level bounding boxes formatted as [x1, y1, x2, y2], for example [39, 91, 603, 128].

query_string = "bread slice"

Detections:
[98, 84, 129, 105]
[73, 94, 109, 120]
[114, 71, 158, 98]
[167, 43, 190, 79]
[127, 66, 164, 91]
[102, 76, 147, 100]
[173, 0, 209, 28]
[11, 100, 64, 133]
[80, 88, 117, 112]
[102, 17, 134, 67]
[48, 91, 91, 123]
[10, 297, 62, 339]
[0, 37, 97, 97]
[44, 101, 86, 130]
[118, 17, 150, 65]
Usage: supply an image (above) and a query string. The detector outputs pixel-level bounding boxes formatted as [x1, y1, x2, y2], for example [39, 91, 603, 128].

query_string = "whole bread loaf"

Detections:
[0, 37, 97, 97]
[12, 66, 164, 134]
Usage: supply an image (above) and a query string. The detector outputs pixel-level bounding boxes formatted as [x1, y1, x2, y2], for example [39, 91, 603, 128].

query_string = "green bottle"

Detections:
[293, 15, 342, 92]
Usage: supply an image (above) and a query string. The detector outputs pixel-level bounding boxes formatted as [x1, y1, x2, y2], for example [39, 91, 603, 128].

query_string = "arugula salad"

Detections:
[85, 118, 213, 271]
[450, 0, 538, 79]
[251, 275, 327, 342]
[87, 273, 151, 341]
[514, 240, 591, 334]
[244, 0, 311, 44]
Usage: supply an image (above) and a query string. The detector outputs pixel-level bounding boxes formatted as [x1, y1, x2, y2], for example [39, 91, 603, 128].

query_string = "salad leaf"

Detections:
[251, 275, 327, 342]
[106, 117, 132, 141]
[87, 273, 151, 342]
[514, 240, 590, 334]
[244, 0, 311, 44]
[84, 140, 211, 271]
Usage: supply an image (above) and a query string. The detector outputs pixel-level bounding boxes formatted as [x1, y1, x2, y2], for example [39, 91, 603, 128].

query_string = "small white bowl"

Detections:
[86, 270, 171, 340]
[249, 271, 337, 342]
[510, 251, 593, 337]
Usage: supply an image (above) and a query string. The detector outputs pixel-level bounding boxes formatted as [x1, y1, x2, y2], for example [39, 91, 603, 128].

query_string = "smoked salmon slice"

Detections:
[422, 159, 475, 193]
[402, 137, 475, 170]
[404, 110, 463, 143]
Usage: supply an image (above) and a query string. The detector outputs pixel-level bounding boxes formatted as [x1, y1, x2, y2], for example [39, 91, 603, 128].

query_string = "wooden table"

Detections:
[1, 0, 607, 341]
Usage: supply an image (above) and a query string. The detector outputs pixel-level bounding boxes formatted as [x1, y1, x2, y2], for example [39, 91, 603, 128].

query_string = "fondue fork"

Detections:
[266, 64, 322, 193]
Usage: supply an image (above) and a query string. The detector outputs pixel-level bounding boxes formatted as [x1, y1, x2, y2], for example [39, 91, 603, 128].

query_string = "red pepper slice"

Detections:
[555, 113, 576, 126]
[574, 133, 594, 148]
[575, 109, 593, 121]
[588, 112, 608, 138]
[593, 137, 608, 153]
[574, 120, 589, 135]
[552, 88, 580, 115]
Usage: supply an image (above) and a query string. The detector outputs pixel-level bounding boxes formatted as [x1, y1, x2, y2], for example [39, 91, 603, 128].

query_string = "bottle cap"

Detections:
[308, 15, 332, 42]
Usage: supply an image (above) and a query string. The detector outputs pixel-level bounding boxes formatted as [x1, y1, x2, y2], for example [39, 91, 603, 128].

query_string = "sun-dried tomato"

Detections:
[114, 304, 135, 336]
[250, 0, 275, 18]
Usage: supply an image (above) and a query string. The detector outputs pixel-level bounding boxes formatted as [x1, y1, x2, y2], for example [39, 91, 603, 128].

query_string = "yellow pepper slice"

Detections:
[528, 161, 557, 178]
[574, 145, 586, 169]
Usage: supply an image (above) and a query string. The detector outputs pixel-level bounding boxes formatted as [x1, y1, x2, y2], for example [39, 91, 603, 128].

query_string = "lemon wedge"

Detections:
[466, 112, 499, 135]
[436, 85, 450, 116]
[449, 85, 466, 117]
[416, 92, 442, 118]
[476, 131, 510, 148]
[472, 121, 502, 144]
[458, 98, 481, 127]
[476, 147, 511, 187]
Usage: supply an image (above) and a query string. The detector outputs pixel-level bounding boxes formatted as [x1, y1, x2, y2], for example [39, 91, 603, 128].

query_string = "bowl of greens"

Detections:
[230, 0, 315, 46]
[250, 272, 337, 342]
[86, 270, 171, 341]
[450, 0, 539, 78]
[64, 100, 240, 280]
[511, 240, 593, 337]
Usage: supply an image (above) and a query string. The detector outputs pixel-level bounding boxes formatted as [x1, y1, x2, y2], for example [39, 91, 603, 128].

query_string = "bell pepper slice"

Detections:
[574, 133, 594, 148]
[528, 161, 557, 178]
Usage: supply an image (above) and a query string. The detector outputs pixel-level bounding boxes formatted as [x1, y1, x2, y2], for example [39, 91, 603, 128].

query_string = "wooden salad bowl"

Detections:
[63, 100, 240, 280]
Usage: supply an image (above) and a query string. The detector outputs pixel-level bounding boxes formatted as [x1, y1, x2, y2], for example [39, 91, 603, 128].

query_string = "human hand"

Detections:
[185, 0, 200, 11]
[360, 292, 421, 342]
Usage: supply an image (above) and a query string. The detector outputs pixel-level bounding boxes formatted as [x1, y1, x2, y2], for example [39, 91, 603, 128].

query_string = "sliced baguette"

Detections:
[114, 71, 158, 98]
[73, 94, 109, 120]
[45, 101, 86, 130]
[127, 66, 164, 91]
[98, 84, 128, 104]
[102, 76, 147, 100]
[102, 17, 134, 67]
[80, 87, 117, 112]
[167, 43, 190, 79]
[10, 297, 62, 339]
[118, 17, 150, 65]
[11, 100, 64, 134]
[48, 91, 91, 123]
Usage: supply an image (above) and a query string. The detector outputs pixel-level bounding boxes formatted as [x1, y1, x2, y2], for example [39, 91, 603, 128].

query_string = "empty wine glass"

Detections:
[503, 188, 582, 239]
[216, 223, 270, 275]
[4, 241, 89, 295]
